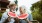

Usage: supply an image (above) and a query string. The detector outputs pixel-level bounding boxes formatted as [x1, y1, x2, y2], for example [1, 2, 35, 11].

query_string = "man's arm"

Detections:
[29, 14, 33, 21]
[28, 13, 33, 23]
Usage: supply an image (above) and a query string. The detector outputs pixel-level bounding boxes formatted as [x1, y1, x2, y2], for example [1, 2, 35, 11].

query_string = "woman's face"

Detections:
[19, 7, 25, 14]
[10, 5, 17, 10]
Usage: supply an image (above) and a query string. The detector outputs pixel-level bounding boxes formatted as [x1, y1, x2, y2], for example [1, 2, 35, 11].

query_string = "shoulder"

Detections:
[2, 11, 8, 18]
[2, 12, 8, 15]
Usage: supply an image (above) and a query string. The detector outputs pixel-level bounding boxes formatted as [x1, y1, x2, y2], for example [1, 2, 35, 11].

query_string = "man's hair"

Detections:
[19, 5, 28, 13]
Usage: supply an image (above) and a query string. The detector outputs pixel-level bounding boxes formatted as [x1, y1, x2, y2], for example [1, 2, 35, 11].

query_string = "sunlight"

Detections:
[8, 0, 40, 13]
[18, 0, 40, 13]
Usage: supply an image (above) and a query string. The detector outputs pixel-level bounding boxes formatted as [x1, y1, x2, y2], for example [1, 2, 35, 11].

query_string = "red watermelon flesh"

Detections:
[8, 12, 17, 18]
[18, 14, 28, 19]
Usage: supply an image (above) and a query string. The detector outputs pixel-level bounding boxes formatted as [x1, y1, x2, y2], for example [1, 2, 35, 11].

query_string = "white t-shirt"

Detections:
[0, 9, 20, 23]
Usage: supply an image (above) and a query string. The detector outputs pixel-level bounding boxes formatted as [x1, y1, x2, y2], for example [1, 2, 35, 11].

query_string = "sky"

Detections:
[8, 0, 40, 13]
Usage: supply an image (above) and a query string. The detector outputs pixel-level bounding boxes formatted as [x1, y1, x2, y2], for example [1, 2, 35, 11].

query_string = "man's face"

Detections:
[20, 7, 24, 14]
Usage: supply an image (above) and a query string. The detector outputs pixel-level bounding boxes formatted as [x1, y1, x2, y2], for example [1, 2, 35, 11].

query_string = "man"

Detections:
[19, 6, 33, 23]
[0, 2, 19, 23]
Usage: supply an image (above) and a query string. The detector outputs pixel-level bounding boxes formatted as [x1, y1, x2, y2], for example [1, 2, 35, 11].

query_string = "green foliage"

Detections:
[31, 1, 42, 23]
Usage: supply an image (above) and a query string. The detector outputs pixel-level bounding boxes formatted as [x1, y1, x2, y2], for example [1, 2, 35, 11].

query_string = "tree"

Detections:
[31, 0, 42, 23]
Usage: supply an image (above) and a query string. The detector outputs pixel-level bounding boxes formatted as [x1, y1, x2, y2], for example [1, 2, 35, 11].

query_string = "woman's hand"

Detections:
[7, 16, 11, 21]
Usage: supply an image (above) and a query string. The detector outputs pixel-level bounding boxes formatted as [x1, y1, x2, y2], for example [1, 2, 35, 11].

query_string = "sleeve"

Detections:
[28, 13, 33, 21]
[0, 12, 8, 23]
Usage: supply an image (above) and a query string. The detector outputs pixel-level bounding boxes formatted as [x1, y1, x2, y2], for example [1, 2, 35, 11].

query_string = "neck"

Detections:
[10, 9, 15, 12]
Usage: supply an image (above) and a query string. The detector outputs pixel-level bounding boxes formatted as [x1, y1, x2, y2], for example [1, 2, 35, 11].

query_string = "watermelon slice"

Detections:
[8, 12, 17, 18]
[18, 13, 28, 19]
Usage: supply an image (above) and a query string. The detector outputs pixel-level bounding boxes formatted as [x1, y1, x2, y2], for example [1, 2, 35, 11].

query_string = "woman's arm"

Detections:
[0, 12, 8, 23]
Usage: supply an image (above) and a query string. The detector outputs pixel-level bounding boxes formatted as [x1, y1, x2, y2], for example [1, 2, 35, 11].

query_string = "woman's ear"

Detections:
[16, 8, 18, 11]
[24, 9, 26, 11]
[24, 9, 25, 10]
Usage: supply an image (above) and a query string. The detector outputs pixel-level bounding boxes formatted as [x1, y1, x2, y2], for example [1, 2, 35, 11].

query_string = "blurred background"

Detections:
[0, 0, 42, 23]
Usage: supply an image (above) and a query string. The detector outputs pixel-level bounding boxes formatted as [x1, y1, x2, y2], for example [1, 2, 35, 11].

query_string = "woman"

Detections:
[19, 6, 33, 23]
[0, 2, 18, 23]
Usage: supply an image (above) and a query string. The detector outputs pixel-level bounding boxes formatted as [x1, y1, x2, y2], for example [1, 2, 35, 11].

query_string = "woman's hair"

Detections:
[7, 4, 18, 11]
[7, 4, 17, 8]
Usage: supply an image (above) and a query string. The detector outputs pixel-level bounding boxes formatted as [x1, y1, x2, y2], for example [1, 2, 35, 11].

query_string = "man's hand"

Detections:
[14, 17, 19, 23]
[29, 21, 32, 23]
